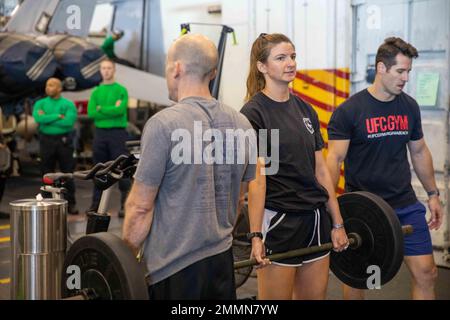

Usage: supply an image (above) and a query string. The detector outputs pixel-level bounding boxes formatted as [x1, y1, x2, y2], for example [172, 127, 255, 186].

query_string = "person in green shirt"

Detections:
[87, 59, 130, 217]
[100, 30, 124, 60]
[100, 30, 136, 68]
[33, 78, 79, 214]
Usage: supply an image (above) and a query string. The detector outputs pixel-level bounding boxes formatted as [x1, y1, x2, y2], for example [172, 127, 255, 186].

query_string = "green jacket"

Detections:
[101, 36, 116, 59]
[87, 82, 128, 128]
[33, 96, 77, 135]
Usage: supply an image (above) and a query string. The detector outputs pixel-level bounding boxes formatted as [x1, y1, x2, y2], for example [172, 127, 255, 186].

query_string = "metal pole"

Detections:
[209, 25, 232, 99]
[98, 187, 113, 215]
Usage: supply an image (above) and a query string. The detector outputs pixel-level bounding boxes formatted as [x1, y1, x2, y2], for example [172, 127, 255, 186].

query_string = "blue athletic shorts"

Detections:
[395, 201, 433, 256]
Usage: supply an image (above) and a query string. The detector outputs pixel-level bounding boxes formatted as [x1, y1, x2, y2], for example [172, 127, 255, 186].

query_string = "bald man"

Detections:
[122, 34, 256, 300]
[33, 78, 78, 214]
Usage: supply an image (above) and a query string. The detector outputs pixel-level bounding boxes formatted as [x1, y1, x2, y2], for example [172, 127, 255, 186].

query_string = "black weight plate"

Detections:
[361, 191, 406, 283]
[331, 192, 404, 289]
[62, 232, 149, 300]
[232, 204, 253, 288]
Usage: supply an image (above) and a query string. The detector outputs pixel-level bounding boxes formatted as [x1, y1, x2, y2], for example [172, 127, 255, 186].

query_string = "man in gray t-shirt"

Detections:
[122, 34, 256, 300]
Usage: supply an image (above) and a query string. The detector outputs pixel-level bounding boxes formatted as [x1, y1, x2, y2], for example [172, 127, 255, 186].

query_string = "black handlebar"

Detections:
[125, 140, 140, 148]
[43, 154, 139, 191]
[96, 155, 129, 176]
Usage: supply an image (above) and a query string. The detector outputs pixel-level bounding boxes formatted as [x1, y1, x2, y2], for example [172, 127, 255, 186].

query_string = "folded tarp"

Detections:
[0, 33, 57, 93]
[37, 34, 106, 90]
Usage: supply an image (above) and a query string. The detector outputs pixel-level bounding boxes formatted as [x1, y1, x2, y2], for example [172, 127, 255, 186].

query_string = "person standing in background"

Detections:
[33, 78, 78, 214]
[88, 59, 130, 217]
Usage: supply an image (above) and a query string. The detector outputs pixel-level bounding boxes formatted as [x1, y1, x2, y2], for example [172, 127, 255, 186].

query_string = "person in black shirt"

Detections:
[327, 37, 443, 300]
[240, 33, 348, 300]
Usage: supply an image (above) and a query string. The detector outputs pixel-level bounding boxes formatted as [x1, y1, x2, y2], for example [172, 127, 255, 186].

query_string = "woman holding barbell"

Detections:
[240, 33, 349, 299]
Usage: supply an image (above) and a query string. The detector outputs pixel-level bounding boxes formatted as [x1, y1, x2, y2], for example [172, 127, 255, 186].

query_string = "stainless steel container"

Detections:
[10, 199, 67, 300]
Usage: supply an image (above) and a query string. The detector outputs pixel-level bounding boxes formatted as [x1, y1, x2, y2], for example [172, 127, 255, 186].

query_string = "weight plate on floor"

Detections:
[62, 232, 149, 300]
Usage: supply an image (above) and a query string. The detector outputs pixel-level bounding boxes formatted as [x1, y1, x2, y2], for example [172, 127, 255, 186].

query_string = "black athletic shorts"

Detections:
[148, 247, 236, 300]
[262, 206, 331, 266]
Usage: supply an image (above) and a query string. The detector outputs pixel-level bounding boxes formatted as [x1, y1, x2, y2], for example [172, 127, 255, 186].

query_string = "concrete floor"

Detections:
[236, 263, 450, 300]
[0, 161, 449, 300]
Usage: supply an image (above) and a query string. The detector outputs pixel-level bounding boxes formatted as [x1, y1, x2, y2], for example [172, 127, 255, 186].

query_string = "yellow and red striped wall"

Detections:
[291, 68, 351, 194]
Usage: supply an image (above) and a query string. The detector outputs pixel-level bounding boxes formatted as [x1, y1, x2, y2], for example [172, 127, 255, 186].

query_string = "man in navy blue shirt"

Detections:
[327, 37, 443, 300]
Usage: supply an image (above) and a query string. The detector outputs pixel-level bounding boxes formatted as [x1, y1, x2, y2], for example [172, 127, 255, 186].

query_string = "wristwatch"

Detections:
[427, 190, 440, 198]
[246, 232, 263, 240]
[332, 223, 345, 229]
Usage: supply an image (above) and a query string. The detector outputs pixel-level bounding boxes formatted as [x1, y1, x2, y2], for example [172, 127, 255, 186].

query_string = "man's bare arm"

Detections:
[122, 180, 159, 255]
[326, 139, 350, 187]
[408, 138, 443, 230]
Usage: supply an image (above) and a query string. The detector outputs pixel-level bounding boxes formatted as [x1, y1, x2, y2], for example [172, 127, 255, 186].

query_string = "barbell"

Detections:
[234, 226, 412, 269]
[235, 191, 413, 289]
[61, 191, 413, 299]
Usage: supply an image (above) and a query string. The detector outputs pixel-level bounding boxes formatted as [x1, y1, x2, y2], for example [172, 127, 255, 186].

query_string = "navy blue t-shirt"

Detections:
[241, 92, 329, 213]
[327, 89, 423, 209]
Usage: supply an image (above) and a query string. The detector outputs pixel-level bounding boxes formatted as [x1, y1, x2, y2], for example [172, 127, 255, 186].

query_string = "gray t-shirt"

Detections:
[134, 96, 256, 285]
